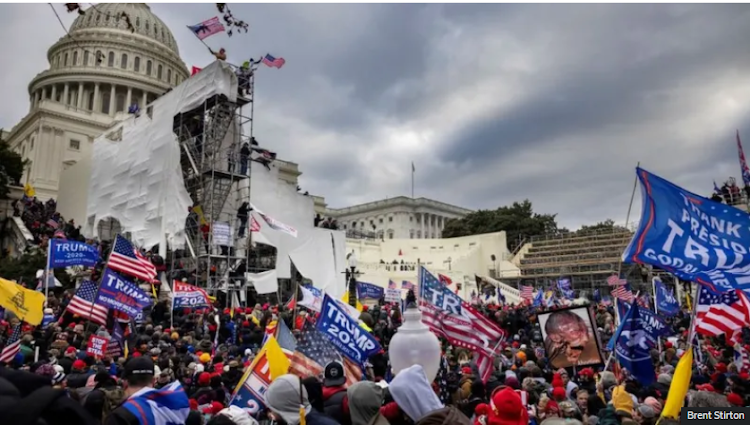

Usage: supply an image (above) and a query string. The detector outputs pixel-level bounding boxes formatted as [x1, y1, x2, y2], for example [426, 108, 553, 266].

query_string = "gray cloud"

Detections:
[2, 4, 750, 229]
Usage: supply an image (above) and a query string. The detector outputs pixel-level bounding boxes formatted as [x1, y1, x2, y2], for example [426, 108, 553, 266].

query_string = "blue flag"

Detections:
[533, 290, 543, 307]
[653, 277, 680, 316]
[613, 301, 656, 385]
[122, 381, 189, 425]
[49, 239, 99, 268]
[557, 278, 574, 299]
[593, 289, 601, 303]
[419, 266, 462, 315]
[96, 268, 153, 318]
[317, 295, 381, 365]
[624, 167, 750, 293]
[356, 281, 384, 300]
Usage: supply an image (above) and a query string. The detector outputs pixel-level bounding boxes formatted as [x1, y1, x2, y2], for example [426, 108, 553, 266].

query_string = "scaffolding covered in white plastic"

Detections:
[84, 61, 239, 248]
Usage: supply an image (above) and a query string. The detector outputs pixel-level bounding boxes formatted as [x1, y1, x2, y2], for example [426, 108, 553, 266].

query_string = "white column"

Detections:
[141, 90, 148, 107]
[41, 87, 47, 101]
[51, 85, 57, 102]
[420, 213, 425, 239]
[126, 87, 132, 109]
[109, 84, 116, 116]
[76, 83, 84, 108]
[33, 91, 40, 108]
[93, 83, 100, 112]
[63, 83, 70, 105]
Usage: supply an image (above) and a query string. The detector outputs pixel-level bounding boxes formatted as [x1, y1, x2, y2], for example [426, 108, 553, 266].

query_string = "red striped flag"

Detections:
[611, 285, 634, 303]
[0, 325, 22, 363]
[109, 235, 157, 283]
[67, 280, 108, 325]
[520, 285, 534, 301]
[695, 287, 749, 337]
[419, 300, 505, 358]
[607, 275, 627, 286]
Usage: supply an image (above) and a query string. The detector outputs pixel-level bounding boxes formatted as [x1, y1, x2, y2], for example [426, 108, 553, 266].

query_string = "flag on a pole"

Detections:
[67, 280, 108, 325]
[695, 286, 749, 337]
[737, 130, 750, 186]
[0, 324, 22, 363]
[261, 54, 285, 69]
[187, 17, 225, 41]
[109, 235, 157, 282]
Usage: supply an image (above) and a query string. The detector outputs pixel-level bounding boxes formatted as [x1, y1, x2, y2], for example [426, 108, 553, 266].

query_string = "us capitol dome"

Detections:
[5, 3, 190, 221]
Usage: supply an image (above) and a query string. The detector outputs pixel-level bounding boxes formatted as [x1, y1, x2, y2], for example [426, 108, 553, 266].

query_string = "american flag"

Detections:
[607, 274, 627, 287]
[188, 17, 225, 41]
[109, 235, 157, 282]
[612, 284, 635, 303]
[637, 293, 651, 309]
[276, 320, 297, 357]
[434, 356, 451, 404]
[0, 324, 22, 364]
[520, 285, 534, 301]
[388, 280, 397, 289]
[420, 300, 505, 358]
[474, 352, 494, 383]
[262, 54, 286, 69]
[250, 216, 261, 232]
[67, 280, 108, 325]
[401, 280, 414, 290]
[288, 322, 360, 387]
[695, 286, 750, 337]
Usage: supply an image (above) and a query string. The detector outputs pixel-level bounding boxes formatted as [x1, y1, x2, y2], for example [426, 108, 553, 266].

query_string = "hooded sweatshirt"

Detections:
[389, 365, 444, 423]
[347, 382, 389, 425]
[265, 374, 339, 425]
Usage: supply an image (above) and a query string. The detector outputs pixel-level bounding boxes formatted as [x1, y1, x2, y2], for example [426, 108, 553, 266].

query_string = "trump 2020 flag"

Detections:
[654, 277, 680, 316]
[122, 381, 189, 425]
[317, 295, 381, 365]
[49, 239, 99, 268]
[172, 281, 211, 309]
[230, 336, 289, 417]
[623, 167, 750, 293]
[419, 266, 462, 315]
[356, 281, 384, 300]
[97, 268, 153, 318]
[613, 300, 656, 385]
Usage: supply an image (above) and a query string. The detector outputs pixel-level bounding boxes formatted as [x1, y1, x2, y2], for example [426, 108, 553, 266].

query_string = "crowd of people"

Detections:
[1, 200, 749, 425]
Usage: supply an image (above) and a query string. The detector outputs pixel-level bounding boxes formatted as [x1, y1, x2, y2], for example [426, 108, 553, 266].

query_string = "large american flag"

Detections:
[0, 324, 22, 363]
[520, 285, 534, 301]
[288, 322, 360, 387]
[67, 280, 108, 325]
[420, 300, 505, 359]
[401, 280, 414, 290]
[695, 286, 750, 337]
[261, 54, 285, 69]
[276, 320, 297, 357]
[188, 17, 225, 41]
[109, 235, 157, 282]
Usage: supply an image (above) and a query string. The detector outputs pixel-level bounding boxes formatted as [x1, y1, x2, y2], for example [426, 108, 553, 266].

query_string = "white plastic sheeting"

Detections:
[245, 269, 278, 295]
[85, 61, 238, 248]
[249, 160, 346, 297]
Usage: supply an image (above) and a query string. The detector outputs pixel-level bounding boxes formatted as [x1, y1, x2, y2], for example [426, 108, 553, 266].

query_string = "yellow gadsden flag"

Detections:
[0, 277, 45, 325]
[660, 346, 693, 420]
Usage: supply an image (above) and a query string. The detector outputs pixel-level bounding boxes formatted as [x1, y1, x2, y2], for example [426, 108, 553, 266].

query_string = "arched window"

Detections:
[120, 53, 128, 69]
[154, 25, 159, 36]
[56, 55, 60, 68]
[64, 52, 69, 66]
[105, 13, 110, 22]
[108, 52, 115, 67]
[145, 20, 150, 31]
[116, 94, 125, 113]
[157, 64, 163, 80]
[134, 57, 140, 72]
[96, 13, 100, 23]
[88, 91, 94, 110]
[101, 91, 111, 114]
[95, 50, 102, 66]
[146, 60, 152, 76]
[136, 17, 140, 27]
[30, 137, 34, 150]
[167, 69, 172, 84]
[72, 51, 78, 66]
[83, 50, 89, 66]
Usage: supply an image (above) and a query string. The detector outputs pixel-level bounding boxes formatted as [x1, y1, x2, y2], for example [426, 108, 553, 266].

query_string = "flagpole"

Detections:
[85, 234, 119, 331]
[613, 161, 641, 328]
[45, 240, 52, 301]
[651, 276, 663, 353]
[411, 162, 415, 199]
[603, 291, 640, 373]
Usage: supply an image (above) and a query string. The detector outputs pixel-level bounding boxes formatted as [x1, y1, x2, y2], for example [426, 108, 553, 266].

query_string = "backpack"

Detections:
[101, 387, 126, 420]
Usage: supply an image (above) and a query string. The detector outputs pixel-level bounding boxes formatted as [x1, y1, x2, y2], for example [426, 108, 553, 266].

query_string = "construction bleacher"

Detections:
[497, 227, 640, 293]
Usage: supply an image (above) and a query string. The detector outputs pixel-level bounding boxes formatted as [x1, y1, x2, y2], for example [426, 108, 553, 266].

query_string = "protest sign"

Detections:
[87, 335, 108, 358]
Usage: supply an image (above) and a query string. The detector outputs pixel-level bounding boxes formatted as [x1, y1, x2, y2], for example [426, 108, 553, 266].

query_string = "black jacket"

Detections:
[102, 405, 139, 425]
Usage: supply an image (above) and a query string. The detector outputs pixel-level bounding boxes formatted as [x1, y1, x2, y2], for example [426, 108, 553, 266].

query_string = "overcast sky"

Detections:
[1, 4, 749, 229]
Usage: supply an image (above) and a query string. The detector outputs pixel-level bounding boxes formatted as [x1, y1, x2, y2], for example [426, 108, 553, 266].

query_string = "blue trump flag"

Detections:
[624, 167, 750, 293]
[653, 277, 680, 316]
[97, 268, 153, 318]
[419, 266, 462, 315]
[356, 281, 384, 300]
[122, 381, 189, 425]
[317, 294, 381, 365]
[49, 239, 99, 268]
[612, 300, 656, 385]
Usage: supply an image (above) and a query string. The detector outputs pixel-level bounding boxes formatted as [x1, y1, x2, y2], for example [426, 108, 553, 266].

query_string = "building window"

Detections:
[410, 216, 413, 222]
[167, 69, 172, 84]
[69, 139, 80, 150]
[121, 53, 128, 69]
[101, 91, 110, 114]
[360, 222, 365, 228]
[145, 20, 149, 31]
[108, 52, 115, 67]
[64, 52, 69, 66]
[88, 91, 94, 110]
[56, 55, 60, 68]
[343, 225, 347, 230]
[410, 230, 414, 239]
[146, 60, 152, 76]
[96, 13, 100, 23]
[72, 51, 78, 66]
[116, 94, 126, 112]
[351, 222, 356, 228]
[157, 64, 163, 80]
[388, 231, 394, 239]
[379, 218, 383, 223]
[417, 230, 422, 238]
[135, 17, 140, 27]
[30, 137, 34, 150]
[21, 145, 25, 157]
[134, 57, 140, 72]
[389, 217, 393, 222]
[83, 50, 89, 66]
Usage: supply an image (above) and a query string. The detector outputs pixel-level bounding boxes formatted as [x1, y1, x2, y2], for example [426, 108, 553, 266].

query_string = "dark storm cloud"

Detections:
[3, 4, 750, 228]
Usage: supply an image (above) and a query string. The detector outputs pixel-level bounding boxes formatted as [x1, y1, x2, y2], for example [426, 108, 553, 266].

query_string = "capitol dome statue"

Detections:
[5, 3, 189, 219]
